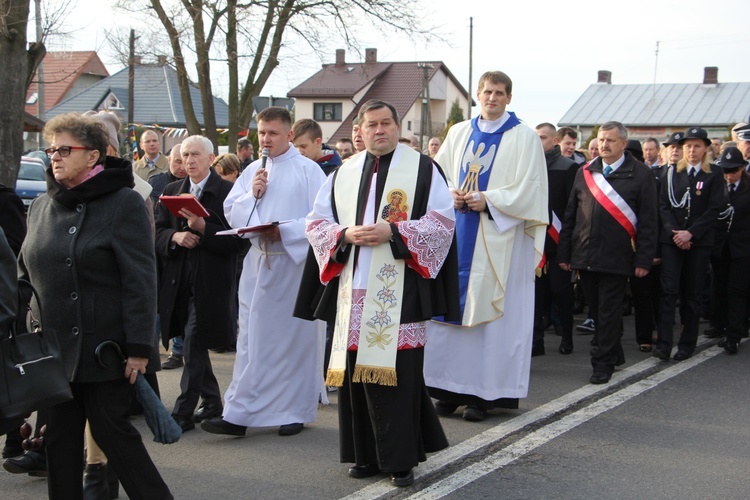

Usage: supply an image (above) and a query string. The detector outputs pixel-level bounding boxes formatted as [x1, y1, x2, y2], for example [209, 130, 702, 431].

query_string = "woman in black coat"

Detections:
[18, 113, 172, 499]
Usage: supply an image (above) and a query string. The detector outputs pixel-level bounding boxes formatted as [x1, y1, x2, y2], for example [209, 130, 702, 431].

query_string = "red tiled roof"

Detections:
[326, 62, 444, 143]
[287, 62, 392, 98]
[25, 51, 109, 116]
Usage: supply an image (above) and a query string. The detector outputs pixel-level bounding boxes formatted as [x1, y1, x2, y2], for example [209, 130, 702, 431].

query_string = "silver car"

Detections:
[15, 157, 47, 209]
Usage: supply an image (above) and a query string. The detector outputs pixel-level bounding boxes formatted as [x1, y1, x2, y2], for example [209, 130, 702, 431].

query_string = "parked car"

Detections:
[15, 157, 47, 210]
[23, 149, 51, 167]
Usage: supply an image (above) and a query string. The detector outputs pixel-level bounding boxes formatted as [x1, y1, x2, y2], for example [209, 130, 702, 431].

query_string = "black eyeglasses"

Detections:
[45, 146, 94, 158]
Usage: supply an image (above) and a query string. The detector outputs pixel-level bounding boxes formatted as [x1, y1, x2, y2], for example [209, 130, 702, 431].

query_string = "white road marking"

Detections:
[408, 345, 726, 499]
[341, 338, 720, 500]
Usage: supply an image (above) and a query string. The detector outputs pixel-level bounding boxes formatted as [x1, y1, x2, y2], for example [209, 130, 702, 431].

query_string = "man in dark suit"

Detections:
[155, 135, 244, 432]
[558, 121, 658, 384]
[654, 127, 725, 361]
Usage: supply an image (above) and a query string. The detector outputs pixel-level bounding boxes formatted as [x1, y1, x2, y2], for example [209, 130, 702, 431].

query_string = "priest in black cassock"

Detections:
[295, 99, 459, 487]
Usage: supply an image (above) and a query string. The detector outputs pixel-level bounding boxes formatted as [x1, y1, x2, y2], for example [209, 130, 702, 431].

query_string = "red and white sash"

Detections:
[538, 212, 562, 271]
[583, 167, 637, 248]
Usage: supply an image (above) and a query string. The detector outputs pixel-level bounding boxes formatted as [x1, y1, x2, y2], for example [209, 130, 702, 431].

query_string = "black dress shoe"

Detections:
[558, 341, 573, 355]
[672, 351, 691, 362]
[161, 355, 183, 370]
[348, 464, 380, 479]
[390, 469, 414, 487]
[462, 405, 487, 422]
[723, 339, 738, 354]
[2, 450, 47, 476]
[434, 400, 459, 416]
[171, 414, 195, 433]
[193, 402, 223, 423]
[652, 348, 670, 360]
[589, 372, 611, 384]
[200, 417, 246, 436]
[531, 344, 545, 357]
[278, 423, 304, 436]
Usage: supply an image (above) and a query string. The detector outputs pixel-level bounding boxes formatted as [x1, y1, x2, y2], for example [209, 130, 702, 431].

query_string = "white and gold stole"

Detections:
[326, 146, 420, 387]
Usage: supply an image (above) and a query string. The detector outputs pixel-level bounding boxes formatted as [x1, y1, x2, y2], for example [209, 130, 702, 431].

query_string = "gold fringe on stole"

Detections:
[352, 365, 398, 386]
[325, 369, 345, 387]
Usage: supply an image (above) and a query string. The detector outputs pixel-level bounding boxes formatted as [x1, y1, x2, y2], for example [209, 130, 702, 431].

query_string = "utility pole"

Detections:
[468, 17, 473, 119]
[35, 0, 45, 147]
[417, 63, 434, 151]
[128, 29, 136, 160]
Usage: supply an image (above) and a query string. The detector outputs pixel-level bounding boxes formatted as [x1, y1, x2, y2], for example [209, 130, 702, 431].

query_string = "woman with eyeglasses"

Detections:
[18, 113, 172, 499]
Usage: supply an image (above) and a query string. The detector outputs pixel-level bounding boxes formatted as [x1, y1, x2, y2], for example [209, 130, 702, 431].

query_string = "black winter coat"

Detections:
[558, 152, 658, 276]
[19, 157, 156, 382]
[154, 170, 243, 350]
[544, 146, 579, 257]
[714, 174, 750, 259]
[659, 163, 724, 248]
[0, 185, 26, 256]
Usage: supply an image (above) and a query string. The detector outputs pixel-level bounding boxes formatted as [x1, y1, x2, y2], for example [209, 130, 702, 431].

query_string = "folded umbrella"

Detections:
[95, 340, 182, 444]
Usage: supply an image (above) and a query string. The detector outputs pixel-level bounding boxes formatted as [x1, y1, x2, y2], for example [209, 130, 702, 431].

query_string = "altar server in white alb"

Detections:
[201, 106, 326, 437]
[424, 71, 548, 422]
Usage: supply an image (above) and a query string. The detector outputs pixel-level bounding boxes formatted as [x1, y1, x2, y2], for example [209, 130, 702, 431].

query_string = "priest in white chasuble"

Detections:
[424, 71, 549, 422]
[299, 99, 459, 487]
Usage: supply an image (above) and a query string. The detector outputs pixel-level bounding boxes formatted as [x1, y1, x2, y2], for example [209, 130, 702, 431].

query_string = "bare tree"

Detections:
[0, 0, 45, 187]
[114, 0, 436, 152]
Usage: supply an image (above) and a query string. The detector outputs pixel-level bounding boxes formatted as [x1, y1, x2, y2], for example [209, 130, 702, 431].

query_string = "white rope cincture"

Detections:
[666, 165, 691, 219]
[717, 204, 734, 230]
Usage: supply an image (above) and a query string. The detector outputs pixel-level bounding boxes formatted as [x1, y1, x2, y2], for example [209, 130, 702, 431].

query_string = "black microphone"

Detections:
[256, 148, 269, 199]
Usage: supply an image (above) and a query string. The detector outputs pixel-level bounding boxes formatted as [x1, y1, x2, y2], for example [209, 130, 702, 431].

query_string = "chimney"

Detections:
[132, 55, 142, 65]
[157, 55, 168, 66]
[703, 66, 718, 85]
[335, 49, 345, 66]
[597, 70, 612, 84]
[365, 48, 377, 64]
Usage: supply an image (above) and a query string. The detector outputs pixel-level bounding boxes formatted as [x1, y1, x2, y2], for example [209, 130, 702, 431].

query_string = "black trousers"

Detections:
[658, 244, 711, 354]
[338, 348, 447, 473]
[172, 293, 221, 417]
[709, 252, 729, 332]
[630, 264, 661, 345]
[580, 271, 628, 375]
[726, 255, 750, 343]
[46, 379, 172, 500]
[533, 256, 573, 345]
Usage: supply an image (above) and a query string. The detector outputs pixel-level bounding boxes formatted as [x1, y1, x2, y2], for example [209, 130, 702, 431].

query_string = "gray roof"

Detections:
[559, 82, 750, 127]
[47, 64, 229, 128]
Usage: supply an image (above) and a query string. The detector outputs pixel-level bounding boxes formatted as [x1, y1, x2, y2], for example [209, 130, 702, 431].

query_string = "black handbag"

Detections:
[0, 280, 72, 419]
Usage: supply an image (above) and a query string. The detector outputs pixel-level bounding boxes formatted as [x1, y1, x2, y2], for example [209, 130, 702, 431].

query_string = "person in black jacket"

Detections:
[533, 123, 579, 355]
[0, 227, 23, 438]
[558, 121, 658, 384]
[710, 147, 750, 353]
[148, 143, 187, 205]
[628, 135, 681, 352]
[0, 185, 25, 256]
[654, 127, 725, 361]
[154, 135, 244, 433]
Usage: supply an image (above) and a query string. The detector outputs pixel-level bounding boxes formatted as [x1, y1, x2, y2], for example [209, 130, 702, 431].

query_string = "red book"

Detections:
[159, 195, 211, 218]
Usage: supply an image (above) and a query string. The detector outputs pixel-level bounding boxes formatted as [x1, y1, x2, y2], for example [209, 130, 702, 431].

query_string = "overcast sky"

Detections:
[46, 0, 750, 129]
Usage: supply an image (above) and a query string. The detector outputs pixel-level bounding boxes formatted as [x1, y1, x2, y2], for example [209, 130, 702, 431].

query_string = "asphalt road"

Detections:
[2, 314, 748, 499]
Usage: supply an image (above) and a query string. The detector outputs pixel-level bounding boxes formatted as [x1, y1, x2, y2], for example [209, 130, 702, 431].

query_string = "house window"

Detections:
[313, 103, 342, 122]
